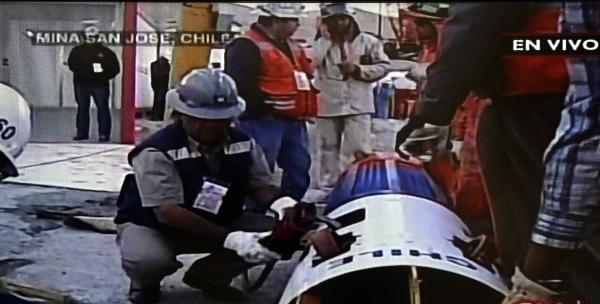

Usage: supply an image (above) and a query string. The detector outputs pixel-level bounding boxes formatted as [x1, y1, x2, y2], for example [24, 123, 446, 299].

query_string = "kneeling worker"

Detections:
[114, 68, 286, 303]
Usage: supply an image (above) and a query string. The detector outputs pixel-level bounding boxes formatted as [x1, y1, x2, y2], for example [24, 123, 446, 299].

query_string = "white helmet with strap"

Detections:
[0, 83, 31, 180]
[251, 3, 307, 18]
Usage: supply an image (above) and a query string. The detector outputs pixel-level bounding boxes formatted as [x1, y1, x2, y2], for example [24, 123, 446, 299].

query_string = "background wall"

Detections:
[0, 2, 402, 142]
[0, 2, 120, 108]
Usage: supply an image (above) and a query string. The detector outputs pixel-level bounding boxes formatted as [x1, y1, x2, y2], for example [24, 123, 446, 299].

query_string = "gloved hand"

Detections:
[270, 196, 297, 220]
[223, 231, 281, 264]
[407, 62, 430, 82]
[395, 115, 425, 159]
[501, 267, 560, 304]
[259, 202, 318, 260]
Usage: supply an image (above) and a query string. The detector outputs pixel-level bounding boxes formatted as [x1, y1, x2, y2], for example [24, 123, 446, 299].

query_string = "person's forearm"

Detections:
[67, 58, 79, 71]
[154, 204, 229, 246]
[522, 243, 574, 281]
[225, 41, 270, 115]
[354, 62, 389, 82]
[419, 3, 526, 126]
[250, 185, 280, 208]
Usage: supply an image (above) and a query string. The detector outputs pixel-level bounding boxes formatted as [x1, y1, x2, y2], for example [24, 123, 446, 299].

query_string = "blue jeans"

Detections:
[238, 118, 311, 201]
[74, 82, 111, 137]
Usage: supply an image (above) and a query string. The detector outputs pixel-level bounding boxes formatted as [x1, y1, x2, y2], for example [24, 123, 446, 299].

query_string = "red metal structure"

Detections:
[121, 2, 137, 144]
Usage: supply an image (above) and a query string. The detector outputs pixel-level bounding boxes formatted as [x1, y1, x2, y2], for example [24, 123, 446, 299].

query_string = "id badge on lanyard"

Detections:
[294, 70, 310, 91]
[92, 62, 104, 73]
[192, 177, 229, 214]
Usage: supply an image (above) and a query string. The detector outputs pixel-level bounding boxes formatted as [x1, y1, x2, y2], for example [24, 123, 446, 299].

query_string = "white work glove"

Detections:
[223, 231, 281, 264]
[407, 62, 430, 81]
[501, 267, 560, 304]
[270, 196, 297, 220]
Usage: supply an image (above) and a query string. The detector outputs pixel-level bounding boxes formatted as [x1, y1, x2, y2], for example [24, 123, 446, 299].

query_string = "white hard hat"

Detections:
[0, 83, 31, 179]
[320, 3, 356, 19]
[169, 68, 246, 120]
[251, 3, 307, 18]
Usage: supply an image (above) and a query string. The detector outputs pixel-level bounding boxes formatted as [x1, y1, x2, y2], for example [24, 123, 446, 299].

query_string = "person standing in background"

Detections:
[150, 56, 170, 121]
[68, 24, 120, 142]
[312, 3, 390, 188]
[225, 3, 317, 201]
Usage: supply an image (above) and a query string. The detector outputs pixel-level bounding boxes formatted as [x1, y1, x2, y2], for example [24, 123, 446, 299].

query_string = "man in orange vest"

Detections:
[395, 3, 568, 279]
[225, 3, 316, 202]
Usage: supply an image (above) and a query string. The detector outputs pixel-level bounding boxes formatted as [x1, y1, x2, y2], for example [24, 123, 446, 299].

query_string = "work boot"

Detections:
[73, 134, 89, 141]
[183, 272, 245, 302]
[182, 253, 250, 302]
[128, 283, 161, 304]
[182, 269, 246, 302]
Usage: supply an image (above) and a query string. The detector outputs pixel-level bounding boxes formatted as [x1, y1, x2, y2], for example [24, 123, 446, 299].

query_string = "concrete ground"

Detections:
[0, 118, 406, 303]
[0, 183, 301, 304]
[30, 107, 123, 144]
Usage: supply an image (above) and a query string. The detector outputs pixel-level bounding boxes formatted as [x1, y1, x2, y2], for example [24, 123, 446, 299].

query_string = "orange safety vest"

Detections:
[503, 7, 568, 96]
[241, 29, 317, 119]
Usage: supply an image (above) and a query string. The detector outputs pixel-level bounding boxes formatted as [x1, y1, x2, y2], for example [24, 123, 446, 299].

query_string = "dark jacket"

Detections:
[114, 122, 253, 230]
[417, 3, 536, 125]
[150, 57, 170, 91]
[68, 43, 120, 85]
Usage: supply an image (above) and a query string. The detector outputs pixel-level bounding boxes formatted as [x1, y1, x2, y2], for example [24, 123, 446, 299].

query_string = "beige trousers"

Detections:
[316, 114, 372, 187]
[116, 213, 275, 289]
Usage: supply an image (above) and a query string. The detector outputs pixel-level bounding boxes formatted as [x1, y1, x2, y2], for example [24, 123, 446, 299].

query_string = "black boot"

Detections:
[128, 283, 161, 304]
[182, 252, 250, 302]
[73, 134, 89, 141]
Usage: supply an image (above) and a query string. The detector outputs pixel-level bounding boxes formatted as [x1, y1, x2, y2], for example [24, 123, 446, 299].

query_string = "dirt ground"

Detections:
[0, 183, 306, 304]
[0, 118, 405, 303]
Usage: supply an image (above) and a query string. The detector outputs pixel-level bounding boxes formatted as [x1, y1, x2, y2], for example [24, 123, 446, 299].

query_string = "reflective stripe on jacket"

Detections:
[238, 28, 317, 119]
